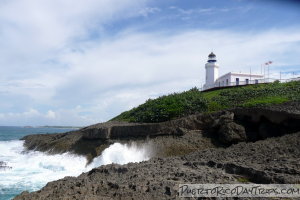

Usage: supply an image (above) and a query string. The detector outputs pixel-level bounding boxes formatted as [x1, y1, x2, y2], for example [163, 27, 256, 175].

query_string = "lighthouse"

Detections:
[204, 52, 219, 89]
[202, 52, 264, 90]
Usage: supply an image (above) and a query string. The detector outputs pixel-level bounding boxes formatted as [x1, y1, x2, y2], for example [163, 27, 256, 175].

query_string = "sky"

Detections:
[0, 0, 300, 126]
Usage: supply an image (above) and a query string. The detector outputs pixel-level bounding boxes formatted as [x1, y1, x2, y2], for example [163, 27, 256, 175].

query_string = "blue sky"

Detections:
[0, 0, 300, 126]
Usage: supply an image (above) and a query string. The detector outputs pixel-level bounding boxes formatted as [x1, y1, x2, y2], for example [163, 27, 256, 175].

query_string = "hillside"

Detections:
[111, 81, 300, 123]
[16, 82, 300, 199]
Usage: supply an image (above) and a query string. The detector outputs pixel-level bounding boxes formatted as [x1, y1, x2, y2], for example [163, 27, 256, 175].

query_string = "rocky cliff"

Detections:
[15, 101, 300, 199]
[21, 102, 300, 162]
[15, 131, 300, 199]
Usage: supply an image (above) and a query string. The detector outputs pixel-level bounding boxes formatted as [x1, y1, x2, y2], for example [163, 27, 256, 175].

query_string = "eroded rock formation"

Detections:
[15, 101, 300, 199]
[21, 102, 300, 163]
[15, 132, 300, 200]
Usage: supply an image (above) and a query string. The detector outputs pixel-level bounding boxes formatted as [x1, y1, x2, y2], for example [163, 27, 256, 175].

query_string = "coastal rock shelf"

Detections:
[15, 132, 300, 200]
[21, 102, 300, 162]
[15, 101, 300, 199]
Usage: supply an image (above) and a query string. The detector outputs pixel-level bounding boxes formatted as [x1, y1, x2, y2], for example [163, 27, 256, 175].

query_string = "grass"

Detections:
[111, 81, 300, 123]
[241, 96, 289, 107]
[202, 89, 222, 100]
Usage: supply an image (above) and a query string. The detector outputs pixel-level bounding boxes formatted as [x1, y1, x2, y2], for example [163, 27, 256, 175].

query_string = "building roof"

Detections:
[216, 72, 264, 81]
[208, 52, 216, 58]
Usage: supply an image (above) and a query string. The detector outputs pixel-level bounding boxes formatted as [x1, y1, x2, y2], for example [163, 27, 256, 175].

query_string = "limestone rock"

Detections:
[218, 122, 247, 144]
[14, 132, 300, 200]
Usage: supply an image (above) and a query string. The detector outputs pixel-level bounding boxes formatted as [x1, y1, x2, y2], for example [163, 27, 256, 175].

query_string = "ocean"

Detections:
[0, 126, 149, 200]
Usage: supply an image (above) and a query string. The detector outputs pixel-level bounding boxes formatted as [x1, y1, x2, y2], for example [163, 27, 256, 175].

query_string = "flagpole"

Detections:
[250, 66, 252, 83]
[265, 63, 269, 83]
[268, 64, 270, 82]
[268, 61, 273, 82]
[261, 64, 266, 83]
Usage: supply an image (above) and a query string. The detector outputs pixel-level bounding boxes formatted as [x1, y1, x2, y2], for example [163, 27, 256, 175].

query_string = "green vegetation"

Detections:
[236, 176, 250, 183]
[111, 87, 208, 123]
[111, 81, 300, 123]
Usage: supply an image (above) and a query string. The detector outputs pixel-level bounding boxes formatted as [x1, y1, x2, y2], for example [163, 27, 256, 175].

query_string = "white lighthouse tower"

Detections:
[203, 52, 219, 89]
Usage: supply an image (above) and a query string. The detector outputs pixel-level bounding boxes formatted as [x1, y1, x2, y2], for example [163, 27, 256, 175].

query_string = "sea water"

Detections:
[0, 126, 149, 200]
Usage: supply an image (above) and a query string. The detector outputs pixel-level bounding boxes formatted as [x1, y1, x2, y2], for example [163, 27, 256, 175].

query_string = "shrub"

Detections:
[111, 81, 300, 123]
[111, 88, 208, 123]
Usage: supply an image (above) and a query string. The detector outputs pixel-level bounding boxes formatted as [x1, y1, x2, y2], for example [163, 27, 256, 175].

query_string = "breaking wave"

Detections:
[0, 140, 149, 199]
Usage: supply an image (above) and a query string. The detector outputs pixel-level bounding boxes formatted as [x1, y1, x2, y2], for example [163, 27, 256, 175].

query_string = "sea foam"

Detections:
[0, 140, 149, 199]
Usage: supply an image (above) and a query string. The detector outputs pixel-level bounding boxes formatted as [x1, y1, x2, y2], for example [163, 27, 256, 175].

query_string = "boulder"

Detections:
[218, 111, 234, 124]
[218, 122, 247, 144]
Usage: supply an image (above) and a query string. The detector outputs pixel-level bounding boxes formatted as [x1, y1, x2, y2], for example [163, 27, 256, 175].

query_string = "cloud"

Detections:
[168, 6, 250, 18]
[138, 7, 161, 17]
[0, 0, 300, 126]
[0, 0, 148, 76]
[169, 6, 213, 15]
[2, 27, 300, 125]
[46, 110, 56, 119]
[0, 108, 97, 126]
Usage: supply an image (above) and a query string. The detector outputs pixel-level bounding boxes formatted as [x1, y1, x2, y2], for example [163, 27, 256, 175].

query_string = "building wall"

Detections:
[215, 73, 231, 87]
[203, 52, 265, 90]
[204, 62, 219, 88]
[215, 73, 264, 87]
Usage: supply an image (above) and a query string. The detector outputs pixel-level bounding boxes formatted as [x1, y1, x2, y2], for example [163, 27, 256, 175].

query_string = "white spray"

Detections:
[0, 141, 150, 196]
[89, 142, 149, 168]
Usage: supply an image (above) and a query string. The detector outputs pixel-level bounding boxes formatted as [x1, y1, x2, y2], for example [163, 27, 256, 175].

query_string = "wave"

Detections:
[89, 142, 150, 168]
[0, 140, 149, 199]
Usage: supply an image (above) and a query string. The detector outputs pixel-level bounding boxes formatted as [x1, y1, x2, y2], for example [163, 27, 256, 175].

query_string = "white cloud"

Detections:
[138, 7, 161, 17]
[49, 28, 300, 122]
[2, 28, 300, 125]
[0, 108, 97, 126]
[168, 6, 247, 17]
[0, 0, 299, 126]
[46, 110, 56, 119]
[0, 0, 148, 76]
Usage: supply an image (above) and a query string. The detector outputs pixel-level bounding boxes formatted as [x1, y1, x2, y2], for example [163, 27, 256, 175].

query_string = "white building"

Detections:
[203, 52, 264, 90]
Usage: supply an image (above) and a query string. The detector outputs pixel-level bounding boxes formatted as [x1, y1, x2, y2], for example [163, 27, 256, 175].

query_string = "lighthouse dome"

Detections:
[208, 52, 217, 63]
[208, 52, 216, 58]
